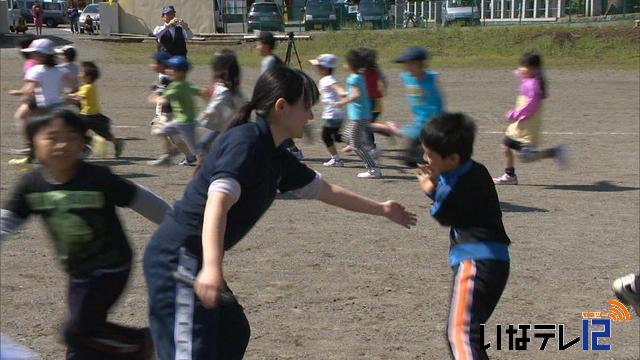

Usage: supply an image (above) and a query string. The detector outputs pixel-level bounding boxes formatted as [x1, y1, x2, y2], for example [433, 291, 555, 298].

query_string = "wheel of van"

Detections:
[80, 27, 84, 33]
[45, 18, 56, 28]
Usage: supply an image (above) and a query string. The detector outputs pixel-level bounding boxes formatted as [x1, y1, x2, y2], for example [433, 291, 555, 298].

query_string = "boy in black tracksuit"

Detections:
[416, 113, 510, 360]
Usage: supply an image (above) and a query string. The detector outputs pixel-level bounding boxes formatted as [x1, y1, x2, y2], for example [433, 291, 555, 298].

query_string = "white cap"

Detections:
[21, 38, 56, 55]
[309, 54, 338, 69]
[55, 45, 75, 54]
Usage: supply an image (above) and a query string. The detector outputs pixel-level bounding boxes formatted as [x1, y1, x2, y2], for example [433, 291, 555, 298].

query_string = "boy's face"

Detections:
[256, 42, 271, 56]
[404, 60, 424, 76]
[167, 68, 186, 80]
[422, 145, 460, 174]
[34, 118, 85, 170]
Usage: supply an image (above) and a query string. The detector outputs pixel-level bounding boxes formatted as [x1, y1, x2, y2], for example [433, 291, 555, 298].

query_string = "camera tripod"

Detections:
[284, 32, 302, 70]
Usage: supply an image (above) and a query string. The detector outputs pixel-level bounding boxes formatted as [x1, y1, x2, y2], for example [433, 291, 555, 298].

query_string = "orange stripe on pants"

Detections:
[450, 260, 476, 360]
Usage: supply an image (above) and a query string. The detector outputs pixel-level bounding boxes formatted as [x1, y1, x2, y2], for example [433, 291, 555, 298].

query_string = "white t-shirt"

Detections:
[319, 75, 343, 121]
[201, 83, 245, 132]
[25, 65, 65, 107]
[56, 62, 79, 90]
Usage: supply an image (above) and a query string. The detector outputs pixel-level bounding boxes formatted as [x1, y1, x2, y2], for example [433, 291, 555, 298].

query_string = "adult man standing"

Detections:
[153, 5, 193, 57]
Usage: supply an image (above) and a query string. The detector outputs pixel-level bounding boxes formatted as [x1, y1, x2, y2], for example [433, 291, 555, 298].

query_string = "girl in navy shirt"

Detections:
[143, 66, 417, 359]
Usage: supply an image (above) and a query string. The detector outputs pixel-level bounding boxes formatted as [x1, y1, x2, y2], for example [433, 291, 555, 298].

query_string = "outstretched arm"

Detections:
[128, 184, 171, 224]
[317, 179, 416, 229]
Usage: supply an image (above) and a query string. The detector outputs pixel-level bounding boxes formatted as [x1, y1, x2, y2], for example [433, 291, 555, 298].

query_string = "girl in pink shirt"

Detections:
[493, 52, 567, 185]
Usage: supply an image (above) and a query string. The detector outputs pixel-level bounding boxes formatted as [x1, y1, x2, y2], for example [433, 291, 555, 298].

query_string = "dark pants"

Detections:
[65, 267, 150, 359]
[144, 217, 250, 360]
[70, 18, 79, 33]
[447, 259, 509, 360]
[82, 114, 115, 140]
[321, 126, 342, 148]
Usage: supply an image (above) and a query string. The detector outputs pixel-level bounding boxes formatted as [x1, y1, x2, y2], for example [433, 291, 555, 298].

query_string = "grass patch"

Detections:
[104, 21, 639, 69]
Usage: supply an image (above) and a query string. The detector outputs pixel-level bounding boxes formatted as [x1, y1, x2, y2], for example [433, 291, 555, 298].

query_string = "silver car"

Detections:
[79, 3, 100, 33]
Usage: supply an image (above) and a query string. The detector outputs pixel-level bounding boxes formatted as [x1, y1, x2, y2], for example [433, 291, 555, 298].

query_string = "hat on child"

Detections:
[166, 55, 190, 71]
[21, 38, 55, 55]
[153, 51, 171, 65]
[55, 45, 76, 56]
[309, 54, 338, 69]
[395, 46, 428, 63]
[161, 5, 176, 15]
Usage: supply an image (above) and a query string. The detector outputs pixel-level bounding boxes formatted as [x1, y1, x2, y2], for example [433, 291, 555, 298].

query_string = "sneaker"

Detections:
[357, 168, 382, 178]
[179, 156, 197, 166]
[148, 154, 172, 166]
[369, 147, 383, 160]
[493, 173, 518, 185]
[290, 148, 304, 160]
[93, 135, 107, 158]
[554, 145, 568, 170]
[114, 139, 125, 159]
[8, 157, 33, 172]
[612, 273, 640, 316]
[323, 158, 344, 167]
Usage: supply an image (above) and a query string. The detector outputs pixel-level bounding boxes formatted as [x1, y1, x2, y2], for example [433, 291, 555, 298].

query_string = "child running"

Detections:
[143, 66, 416, 359]
[362, 48, 389, 155]
[56, 45, 80, 93]
[394, 46, 445, 168]
[337, 49, 381, 178]
[416, 113, 510, 360]
[492, 52, 566, 185]
[309, 53, 346, 167]
[196, 49, 245, 157]
[0, 109, 170, 358]
[148, 55, 201, 166]
[70, 61, 125, 158]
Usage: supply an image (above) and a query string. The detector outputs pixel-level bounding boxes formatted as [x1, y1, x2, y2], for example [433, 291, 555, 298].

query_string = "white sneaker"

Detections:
[369, 147, 384, 159]
[323, 158, 344, 167]
[357, 168, 382, 178]
[493, 173, 518, 185]
[612, 273, 640, 316]
[148, 154, 172, 166]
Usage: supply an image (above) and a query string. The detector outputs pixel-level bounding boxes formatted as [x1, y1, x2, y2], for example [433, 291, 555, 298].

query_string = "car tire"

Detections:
[45, 18, 56, 27]
[80, 27, 84, 33]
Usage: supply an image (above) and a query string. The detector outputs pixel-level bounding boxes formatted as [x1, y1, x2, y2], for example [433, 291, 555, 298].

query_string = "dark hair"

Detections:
[258, 31, 276, 50]
[19, 38, 33, 59]
[226, 66, 319, 130]
[62, 48, 77, 62]
[211, 49, 241, 94]
[346, 49, 366, 72]
[520, 52, 547, 99]
[39, 54, 56, 67]
[26, 109, 89, 152]
[80, 61, 100, 82]
[420, 113, 476, 162]
[358, 47, 378, 70]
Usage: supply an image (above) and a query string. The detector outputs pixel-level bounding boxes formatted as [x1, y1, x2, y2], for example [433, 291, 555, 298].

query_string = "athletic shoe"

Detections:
[357, 168, 382, 178]
[612, 273, 640, 316]
[93, 135, 107, 158]
[493, 173, 518, 185]
[323, 158, 344, 167]
[8, 157, 33, 173]
[12, 147, 31, 155]
[369, 147, 383, 160]
[114, 139, 125, 159]
[554, 145, 568, 170]
[179, 156, 197, 166]
[290, 148, 304, 160]
[148, 154, 172, 166]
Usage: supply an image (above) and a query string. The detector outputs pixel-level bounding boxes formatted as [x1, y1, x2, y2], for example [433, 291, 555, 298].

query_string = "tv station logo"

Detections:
[480, 299, 633, 352]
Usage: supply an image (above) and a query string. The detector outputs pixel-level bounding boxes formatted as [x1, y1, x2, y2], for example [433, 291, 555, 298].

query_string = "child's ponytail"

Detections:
[225, 100, 256, 131]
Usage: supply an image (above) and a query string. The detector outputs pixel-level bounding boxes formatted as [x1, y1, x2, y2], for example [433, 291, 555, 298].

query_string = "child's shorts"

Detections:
[154, 121, 197, 152]
[502, 136, 526, 151]
[82, 113, 114, 139]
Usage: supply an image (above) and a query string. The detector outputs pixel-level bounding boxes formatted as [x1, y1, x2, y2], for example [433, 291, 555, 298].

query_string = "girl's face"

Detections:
[33, 118, 85, 170]
[276, 97, 314, 139]
[518, 66, 536, 78]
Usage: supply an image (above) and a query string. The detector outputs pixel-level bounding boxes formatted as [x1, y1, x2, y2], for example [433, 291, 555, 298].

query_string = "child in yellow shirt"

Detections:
[71, 61, 125, 158]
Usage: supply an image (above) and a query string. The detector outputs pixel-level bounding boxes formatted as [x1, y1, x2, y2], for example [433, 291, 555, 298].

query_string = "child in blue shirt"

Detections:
[394, 46, 445, 167]
[337, 50, 381, 178]
[416, 113, 510, 360]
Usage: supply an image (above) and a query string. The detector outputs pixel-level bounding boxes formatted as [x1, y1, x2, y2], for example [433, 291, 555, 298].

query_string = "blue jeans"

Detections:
[144, 216, 250, 359]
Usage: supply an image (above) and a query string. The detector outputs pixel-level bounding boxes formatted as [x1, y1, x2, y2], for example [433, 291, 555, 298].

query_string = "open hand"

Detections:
[382, 200, 417, 229]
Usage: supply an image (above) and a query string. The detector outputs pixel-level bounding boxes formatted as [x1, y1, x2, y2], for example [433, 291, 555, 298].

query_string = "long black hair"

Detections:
[225, 66, 319, 130]
[211, 49, 241, 95]
[521, 52, 547, 99]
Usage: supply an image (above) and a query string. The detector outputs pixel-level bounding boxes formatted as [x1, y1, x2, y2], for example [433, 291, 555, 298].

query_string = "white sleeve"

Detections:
[290, 171, 322, 200]
[208, 178, 241, 204]
[24, 66, 40, 82]
[1, 209, 27, 241]
[128, 184, 171, 224]
[153, 24, 169, 38]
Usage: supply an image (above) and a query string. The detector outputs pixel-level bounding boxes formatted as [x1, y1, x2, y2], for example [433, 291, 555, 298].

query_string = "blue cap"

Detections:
[166, 55, 190, 71]
[161, 5, 176, 15]
[153, 51, 171, 64]
[395, 46, 428, 63]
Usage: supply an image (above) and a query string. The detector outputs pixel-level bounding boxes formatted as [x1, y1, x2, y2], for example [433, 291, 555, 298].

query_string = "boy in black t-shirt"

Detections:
[1, 109, 170, 358]
[416, 113, 510, 360]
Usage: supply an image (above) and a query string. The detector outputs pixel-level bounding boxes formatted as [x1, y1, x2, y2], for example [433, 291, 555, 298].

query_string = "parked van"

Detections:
[8, 0, 67, 28]
[441, 0, 479, 26]
[304, 0, 338, 31]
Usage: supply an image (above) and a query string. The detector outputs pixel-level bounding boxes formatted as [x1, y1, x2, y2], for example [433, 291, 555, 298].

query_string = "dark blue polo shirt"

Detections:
[170, 117, 316, 253]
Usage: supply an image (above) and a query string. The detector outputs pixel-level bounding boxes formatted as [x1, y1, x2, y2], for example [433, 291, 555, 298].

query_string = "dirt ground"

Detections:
[1, 30, 639, 359]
